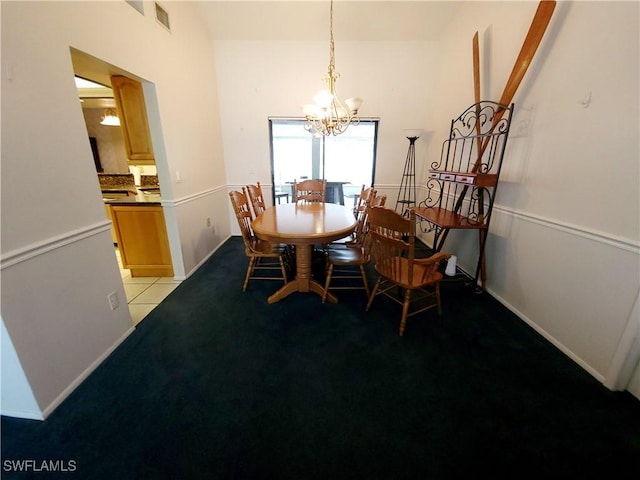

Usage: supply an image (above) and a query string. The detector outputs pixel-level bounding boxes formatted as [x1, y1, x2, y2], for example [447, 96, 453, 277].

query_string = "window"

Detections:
[269, 119, 378, 205]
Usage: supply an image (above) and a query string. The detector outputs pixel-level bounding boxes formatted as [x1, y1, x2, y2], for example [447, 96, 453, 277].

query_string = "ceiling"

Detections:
[71, 1, 463, 108]
[75, 76, 115, 109]
[71, 47, 143, 109]
[193, 1, 462, 42]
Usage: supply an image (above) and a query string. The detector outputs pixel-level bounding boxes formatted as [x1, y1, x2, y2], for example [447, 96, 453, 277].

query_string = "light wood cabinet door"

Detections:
[104, 204, 118, 244]
[109, 205, 173, 277]
[111, 75, 155, 164]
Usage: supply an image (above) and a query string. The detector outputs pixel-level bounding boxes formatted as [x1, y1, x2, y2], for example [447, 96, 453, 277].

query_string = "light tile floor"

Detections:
[115, 248, 182, 326]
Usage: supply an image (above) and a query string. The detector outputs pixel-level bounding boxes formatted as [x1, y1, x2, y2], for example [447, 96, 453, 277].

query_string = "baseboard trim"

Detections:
[486, 287, 605, 385]
[450, 263, 606, 385]
[39, 326, 135, 420]
[0, 409, 44, 421]
[183, 234, 232, 279]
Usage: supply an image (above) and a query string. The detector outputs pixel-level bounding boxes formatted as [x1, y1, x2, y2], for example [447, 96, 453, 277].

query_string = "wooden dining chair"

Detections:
[331, 192, 385, 248]
[365, 206, 450, 336]
[353, 193, 386, 244]
[293, 179, 326, 204]
[322, 195, 386, 302]
[229, 190, 289, 291]
[352, 185, 376, 216]
[245, 182, 267, 219]
[322, 215, 372, 304]
[246, 182, 295, 263]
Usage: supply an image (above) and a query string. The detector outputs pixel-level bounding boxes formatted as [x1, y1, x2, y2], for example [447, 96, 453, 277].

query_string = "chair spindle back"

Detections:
[246, 182, 267, 218]
[294, 179, 326, 204]
[229, 190, 255, 250]
[367, 207, 416, 284]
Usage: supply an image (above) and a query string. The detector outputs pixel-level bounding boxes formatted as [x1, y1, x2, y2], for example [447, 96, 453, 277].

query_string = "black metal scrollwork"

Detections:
[414, 101, 514, 267]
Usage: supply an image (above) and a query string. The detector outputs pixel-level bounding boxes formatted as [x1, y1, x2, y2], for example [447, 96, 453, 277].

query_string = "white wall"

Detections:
[213, 1, 639, 395]
[1, 319, 42, 420]
[1, 1, 637, 420]
[215, 38, 439, 231]
[82, 108, 130, 173]
[1, 1, 228, 418]
[423, 1, 639, 392]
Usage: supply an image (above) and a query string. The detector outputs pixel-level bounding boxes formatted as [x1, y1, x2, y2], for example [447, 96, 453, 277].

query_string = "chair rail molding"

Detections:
[0, 221, 112, 270]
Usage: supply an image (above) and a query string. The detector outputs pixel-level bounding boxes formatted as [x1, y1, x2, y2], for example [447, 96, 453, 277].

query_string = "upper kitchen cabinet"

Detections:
[111, 75, 155, 165]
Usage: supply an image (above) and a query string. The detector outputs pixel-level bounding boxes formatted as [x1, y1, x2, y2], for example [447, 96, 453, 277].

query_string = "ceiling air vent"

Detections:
[125, 1, 144, 15]
[155, 2, 171, 32]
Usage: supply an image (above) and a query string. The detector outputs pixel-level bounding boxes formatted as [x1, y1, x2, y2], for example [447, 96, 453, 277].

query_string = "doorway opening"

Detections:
[70, 48, 179, 325]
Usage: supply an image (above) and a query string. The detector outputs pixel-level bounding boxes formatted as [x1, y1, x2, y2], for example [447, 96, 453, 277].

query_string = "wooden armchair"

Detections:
[366, 206, 450, 336]
[229, 190, 288, 291]
[294, 179, 326, 204]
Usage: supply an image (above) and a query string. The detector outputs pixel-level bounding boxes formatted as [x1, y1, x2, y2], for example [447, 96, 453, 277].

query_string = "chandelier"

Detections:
[302, 0, 362, 136]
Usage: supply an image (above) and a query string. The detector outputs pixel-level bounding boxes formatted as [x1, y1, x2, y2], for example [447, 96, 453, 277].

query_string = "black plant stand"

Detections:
[395, 136, 418, 217]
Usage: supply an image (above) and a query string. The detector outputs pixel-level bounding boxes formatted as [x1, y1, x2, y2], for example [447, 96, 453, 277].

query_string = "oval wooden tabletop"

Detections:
[252, 203, 357, 245]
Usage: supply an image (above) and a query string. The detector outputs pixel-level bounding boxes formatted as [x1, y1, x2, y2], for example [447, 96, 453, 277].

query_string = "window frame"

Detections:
[268, 117, 379, 205]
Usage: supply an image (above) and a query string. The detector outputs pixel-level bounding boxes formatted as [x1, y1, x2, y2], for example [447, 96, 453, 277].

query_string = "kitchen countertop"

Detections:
[103, 192, 162, 205]
[101, 187, 138, 195]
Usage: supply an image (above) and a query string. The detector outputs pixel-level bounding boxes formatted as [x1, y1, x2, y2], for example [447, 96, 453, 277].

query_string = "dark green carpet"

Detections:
[2, 236, 639, 479]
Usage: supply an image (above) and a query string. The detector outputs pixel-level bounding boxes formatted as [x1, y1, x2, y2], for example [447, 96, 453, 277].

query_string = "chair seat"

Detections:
[328, 234, 356, 246]
[322, 244, 371, 303]
[376, 257, 443, 289]
[249, 238, 287, 256]
[326, 244, 368, 265]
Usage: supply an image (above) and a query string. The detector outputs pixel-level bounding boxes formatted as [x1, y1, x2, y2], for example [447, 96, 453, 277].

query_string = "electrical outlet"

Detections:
[206, 217, 211, 227]
[108, 291, 120, 311]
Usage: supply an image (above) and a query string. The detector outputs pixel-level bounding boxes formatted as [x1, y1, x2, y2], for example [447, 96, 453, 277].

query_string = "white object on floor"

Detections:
[445, 255, 457, 276]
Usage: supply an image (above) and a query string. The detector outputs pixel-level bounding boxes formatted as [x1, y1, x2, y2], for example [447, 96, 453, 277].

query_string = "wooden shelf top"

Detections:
[413, 206, 487, 229]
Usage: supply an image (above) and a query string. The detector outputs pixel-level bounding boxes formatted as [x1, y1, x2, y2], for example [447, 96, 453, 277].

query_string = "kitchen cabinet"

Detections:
[110, 75, 155, 165]
[104, 204, 118, 244]
[108, 203, 173, 277]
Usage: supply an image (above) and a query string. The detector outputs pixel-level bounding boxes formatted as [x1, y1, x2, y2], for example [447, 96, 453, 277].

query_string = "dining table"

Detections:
[251, 202, 357, 304]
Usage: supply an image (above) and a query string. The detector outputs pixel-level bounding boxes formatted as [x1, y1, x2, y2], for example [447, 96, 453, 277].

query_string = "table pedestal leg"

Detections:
[267, 244, 338, 304]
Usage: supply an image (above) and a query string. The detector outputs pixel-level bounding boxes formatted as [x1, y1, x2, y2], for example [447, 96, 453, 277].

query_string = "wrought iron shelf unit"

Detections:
[427, 170, 498, 188]
[414, 101, 514, 290]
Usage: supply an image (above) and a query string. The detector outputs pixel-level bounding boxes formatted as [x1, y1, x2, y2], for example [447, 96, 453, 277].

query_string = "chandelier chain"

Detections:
[328, 0, 336, 79]
[302, 0, 361, 136]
